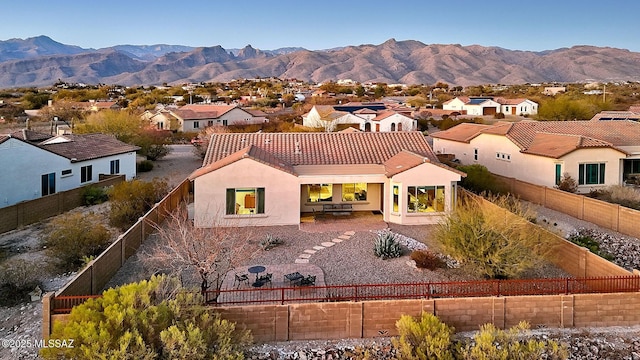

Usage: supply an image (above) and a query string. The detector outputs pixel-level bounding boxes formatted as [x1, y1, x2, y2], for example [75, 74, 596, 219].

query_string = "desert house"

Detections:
[189, 131, 464, 227]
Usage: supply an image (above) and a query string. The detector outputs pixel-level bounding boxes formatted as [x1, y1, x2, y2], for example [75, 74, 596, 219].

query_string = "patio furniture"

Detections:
[247, 265, 266, 287]
[284, 271, 303, 285]
[233, 273, 249, 288]
[258, 273, 272, 286]
[299, 275, 316, 286]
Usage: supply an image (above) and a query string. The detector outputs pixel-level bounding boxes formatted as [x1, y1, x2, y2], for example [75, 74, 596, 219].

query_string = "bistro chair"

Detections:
[233, 273, 249, 288]
[299, 275, 316, 286]
[258, 273, 273, 286]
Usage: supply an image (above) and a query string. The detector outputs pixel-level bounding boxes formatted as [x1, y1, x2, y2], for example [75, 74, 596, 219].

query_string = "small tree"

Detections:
[135, 129, 173, 161]
[457, 164, 508, 195]
[44, 212, 112, 270]
[109, 178, 169, 230]
[555, 172, 578, 193]
[435, 195, 550, 279]
[40, 275, 252, 359]
[145, 207, 258, 296]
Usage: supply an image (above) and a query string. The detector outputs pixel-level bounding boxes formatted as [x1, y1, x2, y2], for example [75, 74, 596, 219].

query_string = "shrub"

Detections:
[493, 112, 505, 119]
[435, 195, 550, 279]
[137, 159, 154, 172]
[0, 258, 43, 306]
[392, 312, 455, 360]
[108, 178, 169, 230]
[555, 173, 578, 193]
[374, 231, 403, 259]
[260, 234, 283, 251]
[410, 250, 445, 270]
[591, 185, 640, 210]
[459, 321, 568, 359]
[40, 275, 252, 359]
[44, 212, 112, 271]
[81, 185, 108, 205]
[457, 164, 508, 195]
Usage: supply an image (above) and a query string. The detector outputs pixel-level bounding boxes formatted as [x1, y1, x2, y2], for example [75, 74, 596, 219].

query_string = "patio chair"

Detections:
[299, 275, 316, 286]
[233, 273, 249, 288]
[258, 273, 272, 286]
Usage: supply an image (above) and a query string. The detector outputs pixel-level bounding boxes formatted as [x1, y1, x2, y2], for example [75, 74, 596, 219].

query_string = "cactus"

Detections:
[374, 231, 403, 259]
[260, 234, 283, 251]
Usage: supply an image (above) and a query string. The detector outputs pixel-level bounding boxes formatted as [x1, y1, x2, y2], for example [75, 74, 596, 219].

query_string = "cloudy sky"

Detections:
[3, 0, 639, 52]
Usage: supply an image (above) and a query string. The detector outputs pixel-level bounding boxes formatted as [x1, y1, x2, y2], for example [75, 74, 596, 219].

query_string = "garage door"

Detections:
[483, 107, 497, 115]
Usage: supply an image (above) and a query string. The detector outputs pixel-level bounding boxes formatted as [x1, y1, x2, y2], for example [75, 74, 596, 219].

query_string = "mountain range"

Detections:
[0, 35, 639, 89]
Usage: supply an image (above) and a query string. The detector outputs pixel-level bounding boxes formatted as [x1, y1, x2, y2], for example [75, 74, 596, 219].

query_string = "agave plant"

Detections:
[374, 231, 403, 259]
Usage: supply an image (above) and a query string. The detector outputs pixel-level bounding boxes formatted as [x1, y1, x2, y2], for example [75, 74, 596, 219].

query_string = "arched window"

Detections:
[364, 123, 371, 132]
[390, 123, 396, 131]
[398, 122, 403, 131]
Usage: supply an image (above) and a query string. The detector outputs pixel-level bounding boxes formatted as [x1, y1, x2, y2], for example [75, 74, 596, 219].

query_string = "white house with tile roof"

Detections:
[443, 97, 537, 116]
[0, 131, 139, 208]
[302, 105, 417, 132]
[495, 98, 538, 116]
[188, 132, 464, 227]
[170, 104, 264, 132]
[431, 121, 640, 192]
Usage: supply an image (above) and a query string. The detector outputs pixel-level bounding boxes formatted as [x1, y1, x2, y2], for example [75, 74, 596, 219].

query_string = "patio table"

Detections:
[284, 271, 303, 285]
[248, 265, 266, 287]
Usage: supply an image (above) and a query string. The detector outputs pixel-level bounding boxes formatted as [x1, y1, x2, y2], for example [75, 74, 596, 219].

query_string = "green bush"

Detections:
[108, 178, 169, 230]
[81, 185, 108, 205]
[567, 230, 614, 261]
[40, 275, 252, 359]
[410, 250, 445, 270]
[555, 173, 578, 193]
[374, 231, 403, 259]
[392, 312, 455, 360]
[456, 164, 508, 195]
[137, 159, 154, 172]
[44, 212, 112, 271]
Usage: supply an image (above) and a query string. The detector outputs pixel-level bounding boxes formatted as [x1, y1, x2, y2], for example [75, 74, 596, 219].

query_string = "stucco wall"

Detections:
[386, 162, 462, 225]
[193, 158, 300, 227]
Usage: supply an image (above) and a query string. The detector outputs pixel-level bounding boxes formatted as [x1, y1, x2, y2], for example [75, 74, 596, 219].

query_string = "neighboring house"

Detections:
[431, 121, 640, 192]
[443, 97, 538, 116]
[0, 131, 139, 208]
[302, 105, 417, 132]
[67, 100, 121, 112]
[142, 108, 181, 131]
[495, 98, 538, 116]
[543, 86, 566, 96]
[188, 132, 464, 227]
[590, 110, 640, 122]
[170, 104, 266, 132]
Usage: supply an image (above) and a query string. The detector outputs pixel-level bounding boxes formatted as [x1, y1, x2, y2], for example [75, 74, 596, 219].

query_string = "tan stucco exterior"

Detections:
[192, 159, 462, 227]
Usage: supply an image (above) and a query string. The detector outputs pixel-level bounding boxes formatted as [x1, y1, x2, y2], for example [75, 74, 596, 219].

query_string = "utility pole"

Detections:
[603, 84, 606, 103]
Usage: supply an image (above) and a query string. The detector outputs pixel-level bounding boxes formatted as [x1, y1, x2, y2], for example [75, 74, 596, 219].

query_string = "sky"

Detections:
[2, 0, 639, 52]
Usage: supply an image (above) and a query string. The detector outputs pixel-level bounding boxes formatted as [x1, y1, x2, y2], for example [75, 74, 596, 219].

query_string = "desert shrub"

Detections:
[459, 321, 568, 359]
[137, 159, 154, 172]
[108, 178, 169, 230]
[260, 234, 283, 251]
[44, 212, 112, 271]
[0, 258, 43, 306]
[81, 185, 108, 205]
[410, 250, 445, 270]
[374, 231, 403, 259]
[435, 196, 549, 279]
[555, 173, 578, 193]
[392, 312, 455, 360]
[591, 185, 640, 210]
[567, 229, 614, 261]
[457, 164, 508, 195]
[41, 275, 252, 359]
[493, 112, 505, 119]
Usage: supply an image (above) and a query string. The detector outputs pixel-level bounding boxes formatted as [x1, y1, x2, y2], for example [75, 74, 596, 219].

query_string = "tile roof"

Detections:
[434, 120, 640, 158]
[200, 132, 439, 169]
[590, 111, 640, 121]
[9, 130, 53, 142]
[172, 104, 237, 120]
[430, 123, 493, 143]
[495, 97, 528, 105]
[372, 110, 398, 121]
[189, 144, 295, 179]
[383, 150, 430, 176]
[37, 133, 140, 162]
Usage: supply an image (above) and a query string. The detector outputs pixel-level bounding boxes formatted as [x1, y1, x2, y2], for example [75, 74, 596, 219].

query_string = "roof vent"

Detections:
[265, 138, 271, 144]
[294, 141, 302, 154]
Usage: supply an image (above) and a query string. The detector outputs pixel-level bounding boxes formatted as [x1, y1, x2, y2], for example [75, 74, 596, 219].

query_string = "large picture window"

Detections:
[407, 186, 445, 213]
[342, 183, 367, 202]
[307, 184, 332, 202]
[226, 188, 265, 215]
[578, 163, 605, 185]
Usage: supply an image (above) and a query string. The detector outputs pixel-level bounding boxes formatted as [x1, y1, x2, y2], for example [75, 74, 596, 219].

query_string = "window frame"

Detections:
[341, 183, 367, 202]
[225, 187, 265, 215]
[41, 173, 56, 196]
[80, 165, 93, 183]
[307, 184, 333, 202]
[406, 185, 445, 213]
[110, 159, 120, 175]
[578, 163, 605, 185]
